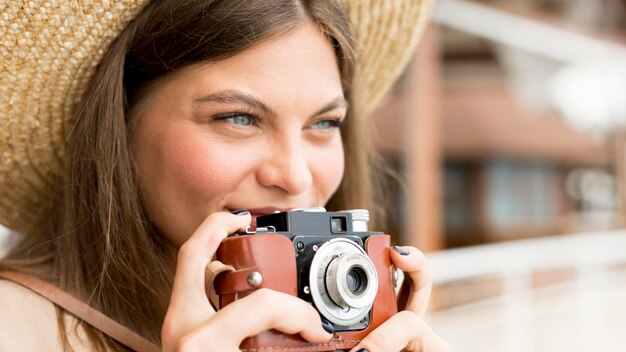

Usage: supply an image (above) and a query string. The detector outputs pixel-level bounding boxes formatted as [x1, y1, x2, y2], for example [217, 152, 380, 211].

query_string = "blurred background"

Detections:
[2, 0, 626, 350]
[369, 0, 626, 350]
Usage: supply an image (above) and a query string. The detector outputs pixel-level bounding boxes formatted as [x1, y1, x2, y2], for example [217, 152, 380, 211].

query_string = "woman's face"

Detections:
[131, 22, 346, 245]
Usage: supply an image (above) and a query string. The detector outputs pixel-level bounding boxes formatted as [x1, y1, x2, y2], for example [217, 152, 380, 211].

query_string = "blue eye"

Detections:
[230, 114, 254, 126]
[311, 118, 345, 130]
[215, 112, 257, 126]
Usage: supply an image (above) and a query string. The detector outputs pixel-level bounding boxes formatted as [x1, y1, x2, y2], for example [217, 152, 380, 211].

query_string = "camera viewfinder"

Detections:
[330, 216, 347, 233]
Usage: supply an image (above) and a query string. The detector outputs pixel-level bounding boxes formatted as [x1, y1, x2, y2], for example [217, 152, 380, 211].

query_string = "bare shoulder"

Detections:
[0, 279, 63, 350]
[0, 279, 95, 351]
[0, 277, 57, 308]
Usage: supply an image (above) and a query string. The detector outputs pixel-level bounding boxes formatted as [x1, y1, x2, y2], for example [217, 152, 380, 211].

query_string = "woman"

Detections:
[0, 0, 448, 351]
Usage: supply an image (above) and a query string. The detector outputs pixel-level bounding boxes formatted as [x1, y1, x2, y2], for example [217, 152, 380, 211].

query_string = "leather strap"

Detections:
[214, 266, 260, 294]
[205, 260, 235, 310]
[0, 271, 161, 352]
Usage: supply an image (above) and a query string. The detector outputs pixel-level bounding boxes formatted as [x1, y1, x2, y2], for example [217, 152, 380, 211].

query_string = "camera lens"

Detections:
[325, 252, 377, 310]
[346, 265, 368, 295]
[308, 238, 378, 326]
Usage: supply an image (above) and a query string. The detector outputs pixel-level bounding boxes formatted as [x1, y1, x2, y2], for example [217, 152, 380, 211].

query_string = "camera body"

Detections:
[214, 209, 399, 351]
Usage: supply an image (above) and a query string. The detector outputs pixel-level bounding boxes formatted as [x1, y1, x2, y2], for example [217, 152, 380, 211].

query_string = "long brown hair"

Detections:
[1, 0, 379, 350]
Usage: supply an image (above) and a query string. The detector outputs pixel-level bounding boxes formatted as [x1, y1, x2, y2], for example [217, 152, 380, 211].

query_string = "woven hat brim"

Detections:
[345, 0, 433, 114]
[1, 1, 150, 230]
[0, 0, 432, 230]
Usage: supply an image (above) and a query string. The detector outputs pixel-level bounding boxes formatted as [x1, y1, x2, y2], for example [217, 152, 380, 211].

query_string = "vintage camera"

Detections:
[257, 208, 378, 331]
[214, 208, 399, 351]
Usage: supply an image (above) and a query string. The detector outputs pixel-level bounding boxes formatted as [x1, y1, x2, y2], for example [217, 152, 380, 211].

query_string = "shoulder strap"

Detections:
[0, 271, 161, 352]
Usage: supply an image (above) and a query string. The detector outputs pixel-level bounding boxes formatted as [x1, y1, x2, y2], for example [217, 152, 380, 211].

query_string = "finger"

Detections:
[390, 246, 432, 317]
[166, 212, 251, 334]
[184, 289, 333, 349]
[349, 311, 449, 352]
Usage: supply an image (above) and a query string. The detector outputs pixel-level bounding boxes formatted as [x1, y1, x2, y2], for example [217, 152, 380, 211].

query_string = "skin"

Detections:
[132, 22, 449, 352]
[131, 21, 346, 245]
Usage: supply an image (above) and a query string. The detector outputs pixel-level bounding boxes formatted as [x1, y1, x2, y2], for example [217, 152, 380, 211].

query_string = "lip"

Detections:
[248, 207, 293, 215]
[227, 206, 292, 215]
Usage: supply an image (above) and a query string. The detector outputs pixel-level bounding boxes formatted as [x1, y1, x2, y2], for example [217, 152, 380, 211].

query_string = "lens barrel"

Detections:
[325, 252, 377, 309]
[346, 265, 368, 295]
[309, 238, 378, 326]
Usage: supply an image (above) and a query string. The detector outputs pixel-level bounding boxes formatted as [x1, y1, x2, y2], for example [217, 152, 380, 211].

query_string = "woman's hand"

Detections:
[161, 212, 332, 352]
[391, 246, 432, 317]
[349, 246, 449, 352]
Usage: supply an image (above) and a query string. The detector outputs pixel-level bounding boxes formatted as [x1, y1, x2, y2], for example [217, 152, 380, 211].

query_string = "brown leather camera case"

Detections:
[215, 233, 397, 352]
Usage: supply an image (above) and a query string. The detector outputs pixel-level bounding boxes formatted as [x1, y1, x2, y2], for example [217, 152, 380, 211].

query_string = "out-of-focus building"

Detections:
[370, 0, 626, 250]
[369, 2, 626, 350]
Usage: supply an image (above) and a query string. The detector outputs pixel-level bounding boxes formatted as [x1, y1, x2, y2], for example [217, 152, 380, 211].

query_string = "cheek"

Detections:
[134, 116, 244, 213]
[133, 118, 254, 244]
[311, 140, 345, 198]
[162, 133, 241, 200]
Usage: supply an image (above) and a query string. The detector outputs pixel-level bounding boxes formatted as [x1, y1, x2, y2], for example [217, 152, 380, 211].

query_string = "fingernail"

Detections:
[231, 209, 249, 216]
[321, 319, 334, 334]
[393, 245, 409, 255]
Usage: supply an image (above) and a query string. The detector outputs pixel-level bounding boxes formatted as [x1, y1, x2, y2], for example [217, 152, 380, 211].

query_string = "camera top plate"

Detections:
[254, 210, 381, 239]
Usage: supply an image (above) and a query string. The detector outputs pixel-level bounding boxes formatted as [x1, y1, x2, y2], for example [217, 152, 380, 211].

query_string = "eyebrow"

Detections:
[195, 90, 275, 115]
[194, 89, 348, 118]
[314, 96, 349, 117]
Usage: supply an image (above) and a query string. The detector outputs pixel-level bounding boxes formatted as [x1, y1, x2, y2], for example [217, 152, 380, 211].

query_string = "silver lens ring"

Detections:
[308, 238, 378, 326]
[326, 253, 378, 309]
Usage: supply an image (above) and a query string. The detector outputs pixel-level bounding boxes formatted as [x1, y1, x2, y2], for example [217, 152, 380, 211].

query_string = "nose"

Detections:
[256, 137, 313, 195]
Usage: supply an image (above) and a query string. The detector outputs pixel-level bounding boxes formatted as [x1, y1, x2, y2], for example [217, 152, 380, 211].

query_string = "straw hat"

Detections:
[0, 0, 433, 230]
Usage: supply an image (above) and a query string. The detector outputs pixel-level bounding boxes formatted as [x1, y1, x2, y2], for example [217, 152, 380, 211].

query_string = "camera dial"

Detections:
[308, 238, 378, 326]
